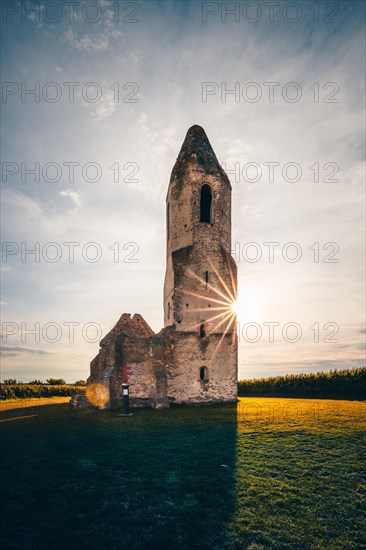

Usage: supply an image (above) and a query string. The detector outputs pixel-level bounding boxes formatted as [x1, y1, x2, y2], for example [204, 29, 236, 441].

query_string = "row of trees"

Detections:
[238, 368, 366, 399]
[2, 379, 86, 386]
[1, 383, 86, 400]
[2, 369, 365, 400]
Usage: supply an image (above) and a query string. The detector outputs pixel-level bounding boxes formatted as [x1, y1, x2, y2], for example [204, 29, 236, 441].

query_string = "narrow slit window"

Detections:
[200, 184, 212, 223]
[199, 324, 205, 337]
[199, 367, 208, 381]
[205, 271, 209, 288]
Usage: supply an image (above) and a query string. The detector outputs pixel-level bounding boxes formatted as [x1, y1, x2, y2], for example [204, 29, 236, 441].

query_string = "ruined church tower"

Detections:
[163, 125, 238, 403]
[76, 125, 238, 410]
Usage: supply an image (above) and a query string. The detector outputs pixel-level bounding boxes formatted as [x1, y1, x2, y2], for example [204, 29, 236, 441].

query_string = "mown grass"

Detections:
[0, 396, 72, 411]
[0, 398, 365, 549]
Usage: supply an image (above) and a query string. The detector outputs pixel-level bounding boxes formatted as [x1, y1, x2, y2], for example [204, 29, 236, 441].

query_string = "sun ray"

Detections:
[206, 308, 235, 336]
[207, 257, 236, 304]
[188, 306, 229, 313]
[186, 267, 234, 305]
[180, 288, 230, 307]
[210, 314, 236, 354]
[184, 307, 235, 333]
[212, 312, 237, 358]
[174, 255, 238, 339]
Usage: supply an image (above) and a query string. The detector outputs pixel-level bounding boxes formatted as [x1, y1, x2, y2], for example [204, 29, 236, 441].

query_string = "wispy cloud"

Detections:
[64, 29, 110, 52]
[1, 345, 53, 356]
[59, 190, 82, 207]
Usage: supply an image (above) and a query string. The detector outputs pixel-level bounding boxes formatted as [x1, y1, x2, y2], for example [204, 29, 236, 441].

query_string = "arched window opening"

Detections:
[200, 184, 212, 223]
[199, 367, 208, 382]
[199, 324, 205, 337]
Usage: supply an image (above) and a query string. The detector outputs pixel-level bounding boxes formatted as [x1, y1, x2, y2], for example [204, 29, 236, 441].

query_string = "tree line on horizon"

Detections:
[0, 380, 86, 400]
[1, 378, 86, 386]
[238, 367, 366, 400]
[1, 369, 365, 400]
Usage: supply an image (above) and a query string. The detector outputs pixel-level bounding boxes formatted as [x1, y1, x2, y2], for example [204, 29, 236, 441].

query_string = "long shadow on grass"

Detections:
[0, 402, 238, 549]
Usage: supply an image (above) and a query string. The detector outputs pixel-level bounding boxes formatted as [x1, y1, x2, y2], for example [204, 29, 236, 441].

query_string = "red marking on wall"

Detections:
[121, 364, 132, 383]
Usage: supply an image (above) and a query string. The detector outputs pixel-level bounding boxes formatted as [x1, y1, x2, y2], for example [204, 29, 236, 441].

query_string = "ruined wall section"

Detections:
[87, 314, 171, 410]
[166, 332, 238, 404]
[108, 329, 173, 409]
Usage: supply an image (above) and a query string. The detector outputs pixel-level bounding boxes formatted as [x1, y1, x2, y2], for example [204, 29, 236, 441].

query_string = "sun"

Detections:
[228, 288, 264, 324]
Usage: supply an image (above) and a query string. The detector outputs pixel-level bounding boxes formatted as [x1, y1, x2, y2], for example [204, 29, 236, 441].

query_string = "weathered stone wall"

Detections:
[171, 244, 237, 334]
[86, 320, 237, 409]
[108, 330, 171, 409]
[166, 332, 237, 404]
[164, 172, 232, 325]
[87, 314, 166, 409]
[164, 126, 235, 335]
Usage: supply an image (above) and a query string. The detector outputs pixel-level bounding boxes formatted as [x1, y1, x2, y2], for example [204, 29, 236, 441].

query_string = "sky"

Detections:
[0, 0, 365, 383]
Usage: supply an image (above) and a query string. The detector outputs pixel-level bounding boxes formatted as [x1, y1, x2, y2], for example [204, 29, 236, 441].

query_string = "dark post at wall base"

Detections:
[120, 383, 134, 416]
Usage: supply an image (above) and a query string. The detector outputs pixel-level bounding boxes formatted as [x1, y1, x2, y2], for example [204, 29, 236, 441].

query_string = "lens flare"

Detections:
[86, 383, 109, 408]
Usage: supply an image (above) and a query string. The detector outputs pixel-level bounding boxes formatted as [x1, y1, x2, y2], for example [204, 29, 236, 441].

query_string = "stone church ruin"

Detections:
[72, 125, 238, 409]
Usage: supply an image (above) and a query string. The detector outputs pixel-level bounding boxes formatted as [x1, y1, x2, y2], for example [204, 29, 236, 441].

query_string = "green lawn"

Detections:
[1, 398, 365, 549]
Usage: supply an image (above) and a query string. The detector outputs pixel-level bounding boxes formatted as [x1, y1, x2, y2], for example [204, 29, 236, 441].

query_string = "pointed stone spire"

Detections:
[177, 125, 215, 162]
[170, 125, 230, 183]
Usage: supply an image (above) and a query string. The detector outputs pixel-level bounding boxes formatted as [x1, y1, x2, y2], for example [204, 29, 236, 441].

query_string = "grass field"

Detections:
[0, 396, 72, 411]
[1, 398, 365, 549]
